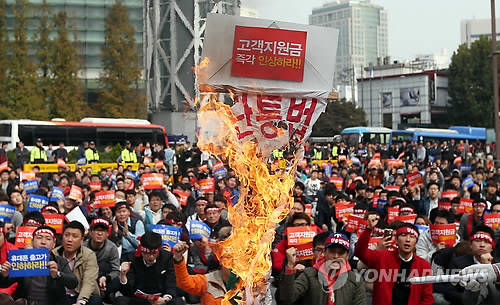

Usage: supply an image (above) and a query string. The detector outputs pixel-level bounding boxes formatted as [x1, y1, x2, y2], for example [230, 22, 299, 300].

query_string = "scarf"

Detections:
[313, 255, 351, 305]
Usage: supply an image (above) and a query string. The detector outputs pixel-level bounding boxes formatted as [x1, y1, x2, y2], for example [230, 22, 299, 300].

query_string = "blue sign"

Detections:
[460, 165, 472, 174]
[49, 187, 65, 202]
[8, 248, 49, 278]
[125, 171, 137, 180]
[27, 195, 49, 212]
[0, 204, 16, 222]
[150, 225, 182, 247]
[24, 180, 39, 194]
[76, 158, 87, 166]
[189, 220, 211, 240]
[324, 164, 332, 178]
[214, 168, 227, 180]
[376, 199, 387, 213]
[462, 176, 475, 189]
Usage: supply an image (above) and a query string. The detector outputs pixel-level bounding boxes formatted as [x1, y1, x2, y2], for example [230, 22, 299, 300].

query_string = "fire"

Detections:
[197, 95, 299, 304]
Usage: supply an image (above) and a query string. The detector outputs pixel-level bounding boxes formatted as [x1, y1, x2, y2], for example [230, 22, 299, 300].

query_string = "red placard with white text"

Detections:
[457, 198, 473, 214]
[199, 178, 215, 193]
[304, 204, 312, 217]
[21, 171, 35, 181]
[387, 207, 399, 223]
[406, 172, 424, 187]
[94, 190, 116, 208]
[295, 243, 314, 261]
[57, 159, 66, 167]
[286, 226, 317, 246]
[43, 213, 65, 234]
[484, 213, 500, 230]
[0, 161, 7, 172]
[232, 26, 307, 82]
[441, 190, 459, 200]
[141, 173, 163, 190]
[68, 185, 82, 200]
[438, 201, 452, 211]
[430, 224, 456, 247]
[14, 226, 36, 248]
[385, 185, 400, 192]
[386, 159, 404, 168]
[173, 189, 190, 206]
[88, 182, 101, 192]
[335, 202, 355, 220]
[345, 214, 368, 233]
[395, 214, 417, 224]
[329, 177, 344, 190]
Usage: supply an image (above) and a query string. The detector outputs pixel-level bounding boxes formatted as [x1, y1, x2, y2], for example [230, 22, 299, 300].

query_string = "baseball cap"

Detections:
[90, 217, 110, 231]
[89, 141, 95, 145]
[125, 140, 131, 145]
[324, 233, 350, 252]
[36, 138, 42, 142]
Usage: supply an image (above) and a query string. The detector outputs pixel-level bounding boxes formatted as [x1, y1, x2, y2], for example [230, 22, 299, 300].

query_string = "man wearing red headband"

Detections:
[0, 226, 78, 305]
[458, 198, 487, 241]
[355, 218, 433, 305]
[204, 204, 230, 239]
[117, 231, 179, 305]
[440, 224, 498, 305]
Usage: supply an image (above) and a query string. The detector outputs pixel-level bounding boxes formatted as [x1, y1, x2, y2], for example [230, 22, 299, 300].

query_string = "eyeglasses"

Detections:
[313, 247, 325, 253]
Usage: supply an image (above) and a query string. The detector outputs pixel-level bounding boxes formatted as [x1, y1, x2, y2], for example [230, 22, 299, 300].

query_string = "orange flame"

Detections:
[197, 95, 299, 304]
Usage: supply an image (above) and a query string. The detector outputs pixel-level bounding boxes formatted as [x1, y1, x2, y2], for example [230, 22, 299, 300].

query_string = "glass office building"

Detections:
[6, 0, 144, 103]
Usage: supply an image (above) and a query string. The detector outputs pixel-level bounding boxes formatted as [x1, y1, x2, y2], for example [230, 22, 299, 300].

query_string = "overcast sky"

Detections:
[241, 0, 495, 61]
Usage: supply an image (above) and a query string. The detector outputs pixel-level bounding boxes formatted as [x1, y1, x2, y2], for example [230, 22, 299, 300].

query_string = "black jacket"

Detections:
[8, 252, 78, 305]
[120, 250, 177, 298]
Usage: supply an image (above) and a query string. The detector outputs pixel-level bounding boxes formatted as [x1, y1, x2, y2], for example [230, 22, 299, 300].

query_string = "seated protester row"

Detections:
[280, 232, 366, 305]
[117, 231, 181, 305]
[354, 216, 434, 305]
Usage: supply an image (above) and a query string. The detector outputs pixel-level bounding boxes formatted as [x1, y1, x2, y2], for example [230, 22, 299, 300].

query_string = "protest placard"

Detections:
[385, 185, 400, 192]
[14, 226, 36, 248]
[457, 198, 473, 214]
[150, 225, 182, 247]
[65, 207, 89, 229]
[27, 194, 49, 212]
[295, 243, 314, 261]
[484, 213, 500, 230]
[213, 162, 227, 180]
[199, 178, 216, 193]
[387, 159, 404, 168]
[335, 202, 355, 220]
[20, 171, 35, 181]
[329, 177, 344, 190]
[88, 182, 101, 192]
[8, 248, 49, 277]
[387, 207, 399, 223]
[68, 185, 82, 200]
[441, 190, 459, 200]
[57, 159, 66, 167]
[141, 173, 163, 190]
[406, 172, 424, 187]
[286, 226, 317, 246]
[395, 214, 417, 224]
[304, 204, 312, 217]
[49, 187, 65, 202]
[189, 220, 211, 240]
[0, 204, 16, 222]
[438, 200, 452, 211]
[24, 180, 39, 194]
[43, 214, 65, 234]
[345, 214, 368, 233]
[172, 189, 190, 206]
[430, 224, 457, 247]
[0, 161, 7, 172]
[462, 177, 474, 189]
[94, 190, 116, 209]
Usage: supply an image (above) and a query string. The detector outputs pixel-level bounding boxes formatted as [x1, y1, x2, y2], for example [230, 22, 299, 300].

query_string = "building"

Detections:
[6, 0, 144, 103]
[461, 18, 500, 47]
[357, 61, 448, 129]
[239, 7, 258, 18]
[145, 0, 240, 141]
[309, 0, 388, 87]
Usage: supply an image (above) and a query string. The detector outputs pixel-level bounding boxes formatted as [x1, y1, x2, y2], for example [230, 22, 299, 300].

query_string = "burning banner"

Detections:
[197, 13, 339, 305]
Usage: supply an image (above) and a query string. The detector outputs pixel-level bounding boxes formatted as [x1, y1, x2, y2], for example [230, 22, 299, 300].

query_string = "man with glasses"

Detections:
[117, 231, 179, 305]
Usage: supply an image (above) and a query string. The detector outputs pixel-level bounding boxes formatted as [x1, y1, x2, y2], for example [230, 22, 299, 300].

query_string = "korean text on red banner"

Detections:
[14, 226, 36, 248]
[94, 190, 116, 208]
[141, 173, 163, 190]
[286, 226, 317, 246]
[43, 214, 65, 234]
[430, 224, 457, 247]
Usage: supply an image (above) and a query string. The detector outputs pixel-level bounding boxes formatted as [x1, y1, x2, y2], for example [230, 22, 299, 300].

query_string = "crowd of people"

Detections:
[0, 137, 499, 305]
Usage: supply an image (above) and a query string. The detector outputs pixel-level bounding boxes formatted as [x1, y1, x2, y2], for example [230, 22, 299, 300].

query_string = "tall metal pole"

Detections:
[491, 0, 500, 163]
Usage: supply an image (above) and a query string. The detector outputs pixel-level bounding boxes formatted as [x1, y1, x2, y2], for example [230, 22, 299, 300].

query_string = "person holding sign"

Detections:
[416, 210, 460, 262]
[116, 231, 180, 305]
[53, 221, 100, 305]
[438, 225, 496, 305]
[458, 198, 487, 241]
[0, 226, 78, 305]
[354, 217, 434, 305]
[280, 233, 366, 305]
[83, 217, 120, 303]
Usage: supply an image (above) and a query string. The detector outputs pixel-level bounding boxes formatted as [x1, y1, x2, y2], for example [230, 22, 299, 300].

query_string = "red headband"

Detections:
[165, 218, 183, 227]
[473, 202, 487, 209]
[139, 245, 161, 254]
[396, 226, 419, 238]
[42, 206, 59, 214]
[205, 207, 219, 213]
[116, 204, 129, 211]
[471, 232, 495, 248]
[399, 207, 414, 214]
[33, 228, 55, 240]
[91, 218, 110, 228]
[24, 219, 42, 227]
[196, 200, 208, 205]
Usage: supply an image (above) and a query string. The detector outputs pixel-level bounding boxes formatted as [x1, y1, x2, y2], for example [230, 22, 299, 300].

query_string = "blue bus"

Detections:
[390, 127, 486, 145]
[341, 127, 392, 146]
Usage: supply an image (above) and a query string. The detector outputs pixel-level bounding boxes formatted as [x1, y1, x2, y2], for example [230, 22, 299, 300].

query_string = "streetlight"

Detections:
[491, 0, 500, 164]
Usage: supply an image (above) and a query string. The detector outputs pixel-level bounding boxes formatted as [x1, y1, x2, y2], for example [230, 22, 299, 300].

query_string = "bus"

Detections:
[340, 127, 392, 146]
[390, 127, 486, 145]
[0, 118, 168, 150]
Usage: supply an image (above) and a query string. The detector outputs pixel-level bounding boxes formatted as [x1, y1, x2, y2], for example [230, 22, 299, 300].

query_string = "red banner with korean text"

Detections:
[21, 171, 35, 181]
[68, 185, 82, 200]
[14, 226, 36, 248]
[457, 198, 473, 214]
[232, 26, 306, 82]
[94, 191, 116, 208]
[386, 159, 404, 168]
[395, 214, 417, 224]
[345, 214, 368, 234]
[329, 177, 344, 190]
[295, 243, 314, 261]
[441, 190, 459, 200]
[335, 202, 355, 220]
[199, 178, 216, 193]
[304, 204, 312, 217]
[88, 182, 101, 192]
[43, 214, 65, 234]
[387, 207, 399, 223]
[173, 189, 190, 206]
[430, 224, 456, 247]
[438, 201, 452, 211]
[406, 172, 424, 187]
[141, 173, 163, 190]
[286, 226, 317, 246]
[484, 213, 500, 230]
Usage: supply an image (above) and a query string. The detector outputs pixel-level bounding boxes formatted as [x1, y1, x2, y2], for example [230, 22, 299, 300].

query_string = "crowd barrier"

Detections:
[24, 163, 146, 173]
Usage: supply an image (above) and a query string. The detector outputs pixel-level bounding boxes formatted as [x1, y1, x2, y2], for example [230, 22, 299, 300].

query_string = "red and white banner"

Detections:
[43, 214, 65, 234]
[406, 172, 424, 187]
[94, 191, 116, 208]
[173, 189, 190, 206]
[199, 178, 216, 193]
[295, 242, 314, 261]
[335, 202, 355, 220]
[484, 213, 500, 230]
[141, 173, 163, 190]
[88, 182, 102, 192]
[14, 226, 36, 248]
[345, 214, 368, 234]
[329, 177, 344, 190]
[21, 171, 35, 181]
[387, 207, 399, 223]
[457, 198, 473, 214]
[386, 159, 404, 168]
[68, 185, 82, 200]
[395, 214, 417, 224]
[441, 190, 459, 200]
[232, 26, 307, 82]
[286, 226, 317, 246]
[385, 185, 400, 192]
[438, 201, 452, 211]
[304, 204, 312, 217]
[430, 224, 456, 247]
